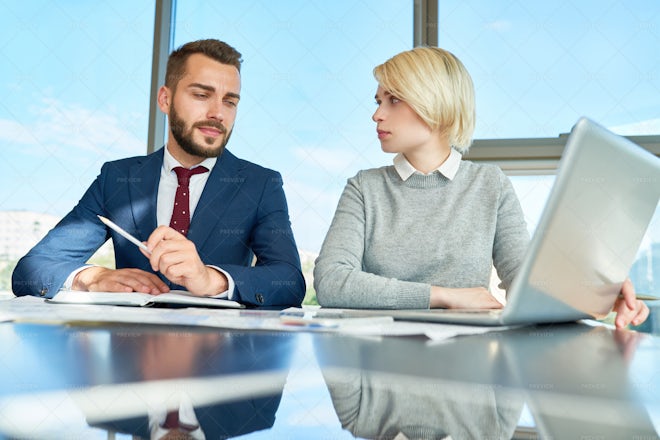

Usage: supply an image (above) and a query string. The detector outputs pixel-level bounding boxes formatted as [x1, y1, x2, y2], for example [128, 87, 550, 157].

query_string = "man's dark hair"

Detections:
[165, 39, 243, 90]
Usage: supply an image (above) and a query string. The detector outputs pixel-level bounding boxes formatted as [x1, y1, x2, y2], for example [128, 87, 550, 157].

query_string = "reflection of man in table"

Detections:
[12, 39, 305, 307]
[95, 330, 294, 439]
[140, 332, 224, 439]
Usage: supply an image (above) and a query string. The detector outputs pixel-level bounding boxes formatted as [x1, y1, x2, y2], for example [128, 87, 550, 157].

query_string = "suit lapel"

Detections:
[128, 148, 163, 242]
[187, 149, 246, 249]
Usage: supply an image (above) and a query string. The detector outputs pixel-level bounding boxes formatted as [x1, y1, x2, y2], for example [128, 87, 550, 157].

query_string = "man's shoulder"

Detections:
[221, 149, 281, 178]
[101, 149, 163, 171]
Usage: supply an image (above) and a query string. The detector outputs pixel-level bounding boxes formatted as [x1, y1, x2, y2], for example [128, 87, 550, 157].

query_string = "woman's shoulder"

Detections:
[459, 160, 507, 181]
[349, 165, 395, 184]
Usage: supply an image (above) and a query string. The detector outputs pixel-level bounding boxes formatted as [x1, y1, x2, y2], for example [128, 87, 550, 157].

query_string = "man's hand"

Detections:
[144, 226, 229, 296]
[72, 266, 169, 294]
[612, 278, 649, 329]
[430, 286, 504, 309]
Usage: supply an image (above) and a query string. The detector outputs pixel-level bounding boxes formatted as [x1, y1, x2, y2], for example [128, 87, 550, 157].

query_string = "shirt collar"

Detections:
[163, 146, 218, 173]
[393, 149, 462, 181]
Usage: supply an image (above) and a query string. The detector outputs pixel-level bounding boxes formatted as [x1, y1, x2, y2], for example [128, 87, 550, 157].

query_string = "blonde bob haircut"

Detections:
[373, 47, 476, 152]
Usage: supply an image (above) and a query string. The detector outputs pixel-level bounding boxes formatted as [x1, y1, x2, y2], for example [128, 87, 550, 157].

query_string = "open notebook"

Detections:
[47, 289, 244, 309]
[350, 117, 660, 326]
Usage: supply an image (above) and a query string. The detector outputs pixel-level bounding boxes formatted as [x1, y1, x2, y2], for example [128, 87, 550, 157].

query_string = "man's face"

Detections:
[168, 100, 232, 159]
[159, 53, 241, 164]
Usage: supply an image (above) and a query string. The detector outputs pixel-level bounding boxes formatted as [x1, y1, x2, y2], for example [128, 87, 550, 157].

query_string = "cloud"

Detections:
[610, 118, 660, 136]
[292, 145, 385, 174]
[0, 98, 146, 156]
[293, 146, 361, 173]
[0, 119, 30, 143]
[485, 20, 512, 32]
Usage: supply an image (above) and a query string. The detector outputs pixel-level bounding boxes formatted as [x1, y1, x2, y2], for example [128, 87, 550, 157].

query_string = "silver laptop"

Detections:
[367, 117, 660, 326]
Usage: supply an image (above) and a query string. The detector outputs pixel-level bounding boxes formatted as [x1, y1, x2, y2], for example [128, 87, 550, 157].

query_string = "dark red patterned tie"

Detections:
[170, 166, 208, 236]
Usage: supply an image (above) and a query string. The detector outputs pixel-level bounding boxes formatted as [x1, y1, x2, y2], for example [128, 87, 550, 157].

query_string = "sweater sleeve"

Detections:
[492, 172, 530, 291]
[313, 173, 431, 309]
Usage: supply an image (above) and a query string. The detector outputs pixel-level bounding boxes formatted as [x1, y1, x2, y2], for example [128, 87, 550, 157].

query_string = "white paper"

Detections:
[0, 297, 508, 339]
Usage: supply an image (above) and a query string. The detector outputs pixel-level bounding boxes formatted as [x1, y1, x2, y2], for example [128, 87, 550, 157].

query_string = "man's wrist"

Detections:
[204, 265, 235, 298]
[202, 266, 229, 296]
[64, 265, 96, 290]
[72, 266, 105, 291]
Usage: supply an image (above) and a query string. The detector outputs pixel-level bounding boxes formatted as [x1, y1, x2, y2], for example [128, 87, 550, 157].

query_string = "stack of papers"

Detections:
[0, 296, 509, 341]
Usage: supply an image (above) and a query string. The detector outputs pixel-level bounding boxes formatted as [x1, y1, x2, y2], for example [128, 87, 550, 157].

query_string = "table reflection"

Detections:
[1, 319, 659, 439]
[0, 324, 296, 439]
[95, 329, 295, 439]
[315, 324, 660, 439]
[321, 366, 522, 439]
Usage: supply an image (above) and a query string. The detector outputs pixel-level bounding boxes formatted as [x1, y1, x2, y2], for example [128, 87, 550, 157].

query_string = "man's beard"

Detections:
[168, 105, 232, 158]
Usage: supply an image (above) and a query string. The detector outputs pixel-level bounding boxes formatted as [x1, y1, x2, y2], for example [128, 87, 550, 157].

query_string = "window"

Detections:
[0, 1, 155, 291]
[438, 0, 660, 139]
[438, 0, 660, 295]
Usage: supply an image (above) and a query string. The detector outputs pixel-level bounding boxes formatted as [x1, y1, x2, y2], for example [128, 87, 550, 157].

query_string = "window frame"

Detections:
[466, 135, 660, 175]
[147, 0, 660, 174]
[147, 0, 175, 154]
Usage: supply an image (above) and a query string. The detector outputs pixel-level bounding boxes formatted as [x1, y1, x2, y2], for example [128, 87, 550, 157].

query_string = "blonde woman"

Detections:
[313, 47, 647, 328]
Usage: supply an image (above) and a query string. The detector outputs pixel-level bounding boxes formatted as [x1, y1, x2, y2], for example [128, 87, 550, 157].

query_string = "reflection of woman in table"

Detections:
[317, 337, 523, 440]
[316, 325, 658, 440]
[324, 370, 522, 440]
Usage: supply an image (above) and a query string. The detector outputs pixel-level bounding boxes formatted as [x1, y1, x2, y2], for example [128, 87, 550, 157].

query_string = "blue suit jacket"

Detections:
[12, 148, 305, 306]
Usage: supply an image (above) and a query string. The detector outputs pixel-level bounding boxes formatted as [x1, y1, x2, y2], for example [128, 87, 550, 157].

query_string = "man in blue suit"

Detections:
[12, 39, 305, 307]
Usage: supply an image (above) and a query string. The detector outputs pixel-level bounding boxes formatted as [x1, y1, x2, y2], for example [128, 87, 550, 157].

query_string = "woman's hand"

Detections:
[430, 286, 503, 309]
[612, 278, 649, 329]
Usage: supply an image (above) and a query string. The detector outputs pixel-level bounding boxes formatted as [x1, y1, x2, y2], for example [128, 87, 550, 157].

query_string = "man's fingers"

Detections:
[147, 227, 192, 272]
[95, 281, 133, 293]
[146, 225, 185, 251]
[148, 237, 203, 283]
[87, 268, 168, 294]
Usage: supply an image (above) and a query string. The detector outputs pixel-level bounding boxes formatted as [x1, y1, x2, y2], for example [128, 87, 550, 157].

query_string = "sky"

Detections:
[438, 0, 660, 138]
[0, 0, 658, 254]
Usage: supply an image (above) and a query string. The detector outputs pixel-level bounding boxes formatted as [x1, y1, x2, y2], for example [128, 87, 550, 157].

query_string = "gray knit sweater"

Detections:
[314, 160, 529, 309]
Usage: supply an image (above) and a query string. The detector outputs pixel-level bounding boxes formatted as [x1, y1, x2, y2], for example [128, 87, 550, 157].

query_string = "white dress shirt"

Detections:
[149, 397, 206, 440]
[392, 148, 462, 181]
[156, 147, 216, 228]
[157, 147, 234, 299]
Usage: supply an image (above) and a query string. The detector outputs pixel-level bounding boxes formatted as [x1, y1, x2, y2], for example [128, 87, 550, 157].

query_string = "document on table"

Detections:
[280, 307, 510, 340]
[48, 289, 243, 309]
[0, 297, 510, 340]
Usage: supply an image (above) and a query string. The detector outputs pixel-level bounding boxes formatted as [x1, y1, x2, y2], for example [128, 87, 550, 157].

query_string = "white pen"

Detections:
[97, 215, 151, 255]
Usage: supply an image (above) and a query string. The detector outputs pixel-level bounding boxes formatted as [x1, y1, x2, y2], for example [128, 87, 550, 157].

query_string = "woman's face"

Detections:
[372, 85, 437, 155]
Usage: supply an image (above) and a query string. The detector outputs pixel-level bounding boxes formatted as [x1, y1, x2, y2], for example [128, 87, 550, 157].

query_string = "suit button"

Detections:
[255, 293, 264, 304]
[39, 288, 48, 297]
